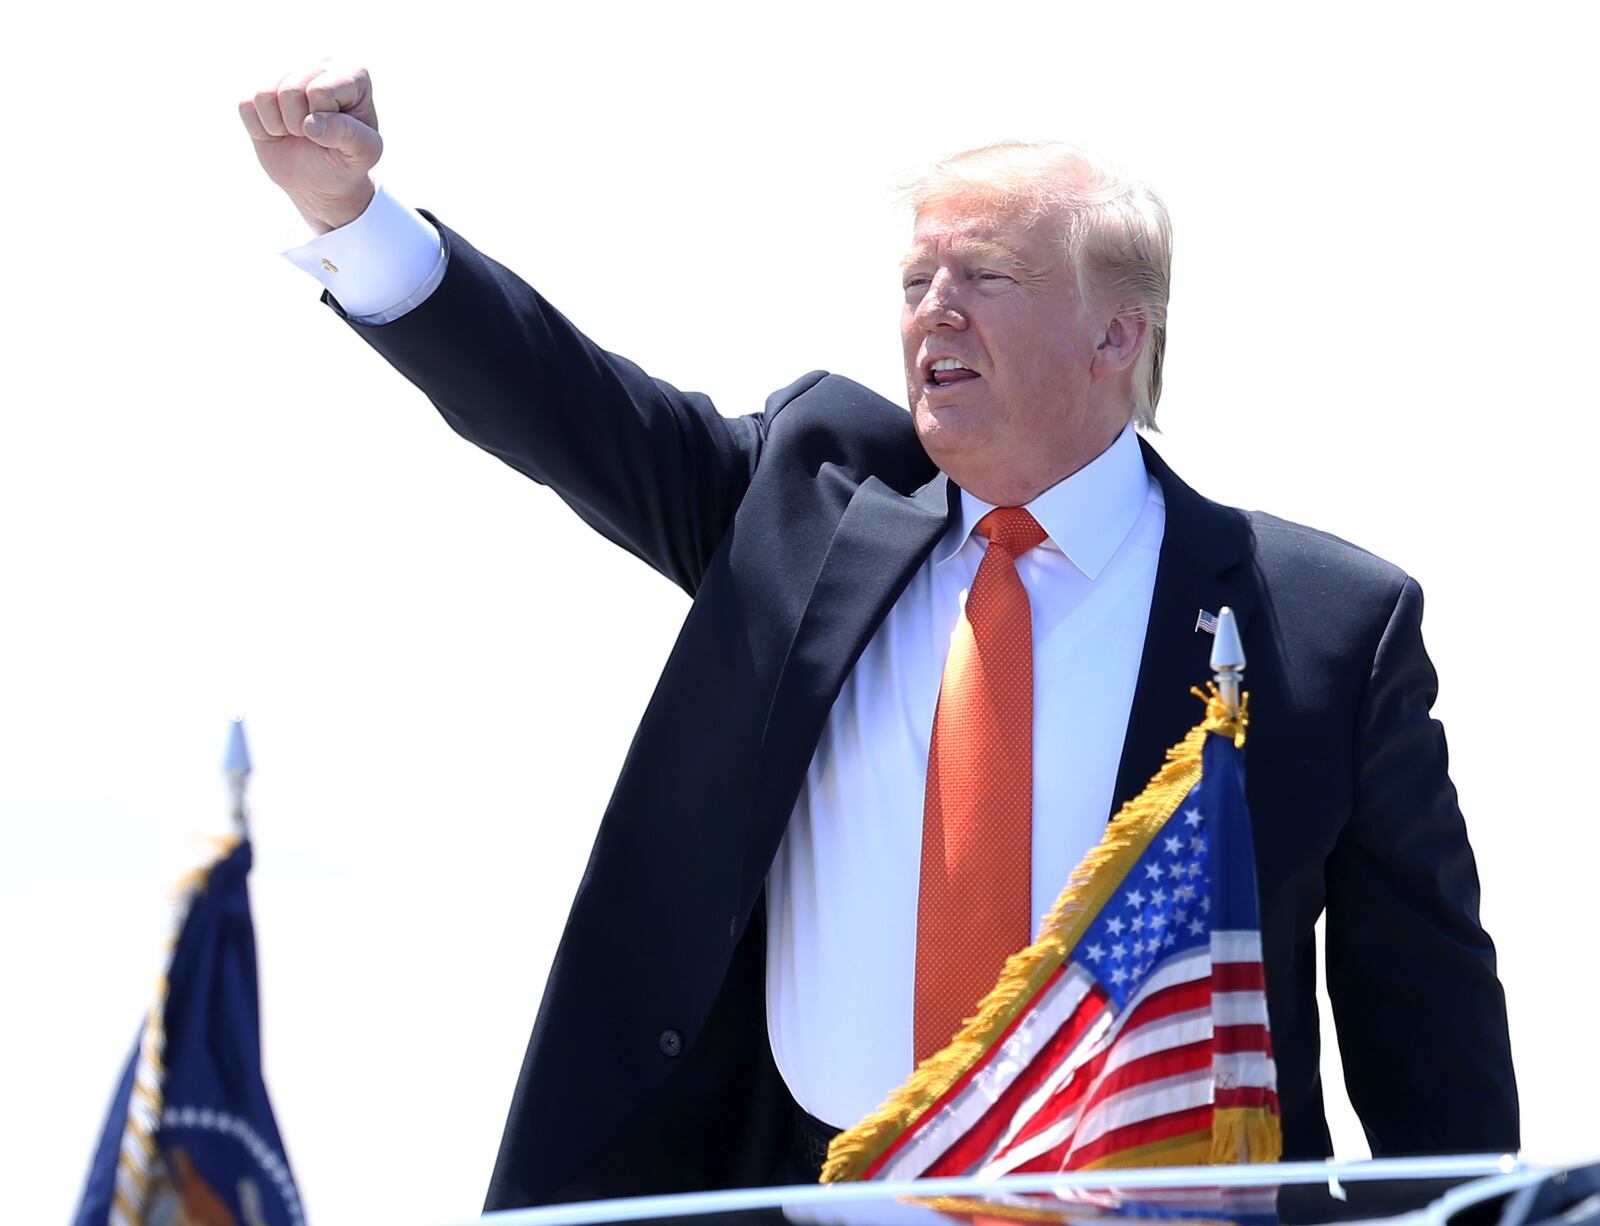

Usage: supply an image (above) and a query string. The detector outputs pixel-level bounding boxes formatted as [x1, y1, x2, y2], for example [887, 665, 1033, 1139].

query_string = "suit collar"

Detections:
[935, 421, 1153, 580]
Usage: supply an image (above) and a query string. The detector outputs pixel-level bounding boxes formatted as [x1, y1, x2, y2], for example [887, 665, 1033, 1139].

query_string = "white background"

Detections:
[2, 2, 1595, 1222]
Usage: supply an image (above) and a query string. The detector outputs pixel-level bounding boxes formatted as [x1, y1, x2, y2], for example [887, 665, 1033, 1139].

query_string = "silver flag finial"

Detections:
[224, 718, 251, 833]
[1209, 607, 1245, 716]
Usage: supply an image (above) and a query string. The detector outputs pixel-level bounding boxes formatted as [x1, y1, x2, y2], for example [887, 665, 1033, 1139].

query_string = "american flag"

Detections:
[823, 695, 1280, 1182]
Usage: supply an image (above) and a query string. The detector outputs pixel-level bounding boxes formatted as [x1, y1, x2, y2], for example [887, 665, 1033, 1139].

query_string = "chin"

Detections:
[912, 404, 983, 470]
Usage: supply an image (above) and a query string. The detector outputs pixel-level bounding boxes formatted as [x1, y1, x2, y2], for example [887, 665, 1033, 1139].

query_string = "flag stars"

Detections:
[1174, 884, 1195, 902]
[1105, 916, 1125, 936]
[1085, 943, 1105, 964]
[1111, 942, 1127, 961]
[1184, 807, 1203, 828]
[1189, 835, 1207, 854]
[1186, 862, 1203, 879]
[1149, 912, 1167, 931]
[1124, 889, 1146, 909]
[1130, 915, 1145, 934]
[1110, 967, 1128, 987]
[1201, 896, 1211, 913]
[1151, 888, 1167, 906]
[1188, 918, 1206, 936]
[1144, 863, 1164, 881]
[1164, 835, 1183, 855]
[1131, 962, 1147, 982]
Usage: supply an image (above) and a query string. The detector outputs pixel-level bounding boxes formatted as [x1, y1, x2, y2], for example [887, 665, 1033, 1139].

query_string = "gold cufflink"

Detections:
[321, 257, 339, 274]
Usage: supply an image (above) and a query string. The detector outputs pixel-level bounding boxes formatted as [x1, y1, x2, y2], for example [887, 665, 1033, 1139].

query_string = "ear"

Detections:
[1090, 308, 1149, 379]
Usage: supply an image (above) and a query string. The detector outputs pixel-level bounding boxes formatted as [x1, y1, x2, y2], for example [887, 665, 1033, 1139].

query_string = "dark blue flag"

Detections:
[73, 836, 305, 1226]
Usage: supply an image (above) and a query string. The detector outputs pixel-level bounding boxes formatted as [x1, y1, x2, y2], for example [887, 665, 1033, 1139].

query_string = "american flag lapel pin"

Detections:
[1195, 609, 1219, 635]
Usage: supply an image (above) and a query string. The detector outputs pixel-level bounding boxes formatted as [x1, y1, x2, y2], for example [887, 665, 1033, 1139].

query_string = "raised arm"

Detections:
[240, 63, 772, 593]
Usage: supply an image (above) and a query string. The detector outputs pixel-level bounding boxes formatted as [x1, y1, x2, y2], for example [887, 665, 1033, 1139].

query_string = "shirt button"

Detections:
[658, 1029, 683, 1057]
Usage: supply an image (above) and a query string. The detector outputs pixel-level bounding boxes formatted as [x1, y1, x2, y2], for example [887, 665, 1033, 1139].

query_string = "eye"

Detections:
[977, 271, 1015, 284]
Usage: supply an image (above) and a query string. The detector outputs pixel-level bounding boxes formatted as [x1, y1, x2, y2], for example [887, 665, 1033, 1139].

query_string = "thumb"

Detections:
[301, 111, 382, 165]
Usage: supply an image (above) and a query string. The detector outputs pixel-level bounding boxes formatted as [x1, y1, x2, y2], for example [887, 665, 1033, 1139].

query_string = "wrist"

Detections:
[295, 178, 377, 235]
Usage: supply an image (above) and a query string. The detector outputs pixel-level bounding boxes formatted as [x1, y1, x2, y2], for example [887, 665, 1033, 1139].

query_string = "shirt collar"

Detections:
[934, 421, 1150, 579]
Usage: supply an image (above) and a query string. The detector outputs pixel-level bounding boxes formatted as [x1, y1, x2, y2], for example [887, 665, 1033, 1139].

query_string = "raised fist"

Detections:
[240, 62, 382, 233]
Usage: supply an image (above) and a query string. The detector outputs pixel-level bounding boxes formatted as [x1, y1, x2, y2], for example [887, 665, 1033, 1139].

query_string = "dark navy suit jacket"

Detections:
[334, 219, 1518, 1210]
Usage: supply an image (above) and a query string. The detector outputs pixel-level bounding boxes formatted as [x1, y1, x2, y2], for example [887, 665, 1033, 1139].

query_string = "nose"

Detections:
[913, 269, 967, 331]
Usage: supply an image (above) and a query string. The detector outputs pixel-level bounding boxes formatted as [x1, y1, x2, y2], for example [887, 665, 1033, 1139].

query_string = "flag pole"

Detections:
[1210, 606, 1245, 717]
[224, 717, 252, 835]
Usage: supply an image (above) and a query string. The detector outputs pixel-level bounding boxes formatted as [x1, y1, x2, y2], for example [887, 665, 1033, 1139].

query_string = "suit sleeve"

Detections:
[328, 216, 778, 596]
[1323, 576, 1519, 1155]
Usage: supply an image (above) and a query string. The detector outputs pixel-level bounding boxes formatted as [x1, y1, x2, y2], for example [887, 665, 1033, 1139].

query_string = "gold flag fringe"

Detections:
[1210, 1107, 1282, 1165]
[110, 835, 242, 1226]
[821, 687, 1253, 1184]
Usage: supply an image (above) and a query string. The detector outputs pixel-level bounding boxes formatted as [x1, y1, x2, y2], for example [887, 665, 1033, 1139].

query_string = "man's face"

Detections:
[900, 196, 1127, 505]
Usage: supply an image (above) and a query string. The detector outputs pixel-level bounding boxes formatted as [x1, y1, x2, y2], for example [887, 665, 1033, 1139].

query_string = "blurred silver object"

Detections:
[224, 717, 252, 833]
[1210, 606, 1245, 717]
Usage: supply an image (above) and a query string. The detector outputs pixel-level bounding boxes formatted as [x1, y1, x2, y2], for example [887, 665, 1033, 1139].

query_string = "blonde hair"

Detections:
[904, 142, 1172, 428]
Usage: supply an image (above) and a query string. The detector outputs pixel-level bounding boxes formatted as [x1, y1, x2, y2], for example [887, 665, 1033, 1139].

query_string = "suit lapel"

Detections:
[1111, 441, 1258, 813]
[743, 471, 955, 900]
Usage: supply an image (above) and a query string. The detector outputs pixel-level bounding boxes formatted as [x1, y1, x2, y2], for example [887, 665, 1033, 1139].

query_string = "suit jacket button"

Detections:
[659, 1029, 683, 1057]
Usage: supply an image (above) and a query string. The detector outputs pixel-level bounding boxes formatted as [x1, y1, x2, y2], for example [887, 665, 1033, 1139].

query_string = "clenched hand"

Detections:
[240, 62, 382, 234]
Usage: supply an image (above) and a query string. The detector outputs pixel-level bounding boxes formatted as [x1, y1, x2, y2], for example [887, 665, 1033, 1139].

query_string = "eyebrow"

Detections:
[899, 238, 1032, 273]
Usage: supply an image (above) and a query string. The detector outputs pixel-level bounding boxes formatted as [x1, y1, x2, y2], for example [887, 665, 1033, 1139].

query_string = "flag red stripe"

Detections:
[860, 964, 1078, 1178]
[1213, 1023, 1270, 1054]
[1010, 1103, 1216, 1172]
[991, 985, 1275, 1170]
[985, 973, 1209, 1158]
[921, 984, 1111, 1176]
[1035, 1042, 1237, 1163]
[1068, 1034, 1276, 1154]
[1215, 1085, 1279, 1110]
[982, 975, 1216, 1161]
[1212, 962, 1265, 992]
[1078, 1040, 1212, 1108]
[1066, 1103, 1216, 1168]
[870, 950, 1279, 1179]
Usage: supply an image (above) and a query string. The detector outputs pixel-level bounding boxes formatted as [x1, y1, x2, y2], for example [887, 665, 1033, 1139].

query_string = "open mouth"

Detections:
[925, 357, 981, 387]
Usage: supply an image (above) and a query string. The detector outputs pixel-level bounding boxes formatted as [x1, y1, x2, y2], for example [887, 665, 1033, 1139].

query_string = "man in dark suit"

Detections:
[241, 65, 1517, 1211]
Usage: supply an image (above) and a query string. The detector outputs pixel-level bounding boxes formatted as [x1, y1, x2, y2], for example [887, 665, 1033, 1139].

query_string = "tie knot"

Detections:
[976, 507, 1047, 559]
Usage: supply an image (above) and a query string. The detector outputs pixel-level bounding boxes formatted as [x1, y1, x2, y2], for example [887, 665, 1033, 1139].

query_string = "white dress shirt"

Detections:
[284, 193, 1167, 1131]
[765, 427, 1164, 1127]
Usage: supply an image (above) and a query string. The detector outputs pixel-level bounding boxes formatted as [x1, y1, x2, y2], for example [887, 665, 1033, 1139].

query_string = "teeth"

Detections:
[930, 358, 971, 372]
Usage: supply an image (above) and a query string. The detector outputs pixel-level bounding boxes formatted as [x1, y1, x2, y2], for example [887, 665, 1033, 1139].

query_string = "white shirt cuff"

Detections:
[281, 185, 446, 324]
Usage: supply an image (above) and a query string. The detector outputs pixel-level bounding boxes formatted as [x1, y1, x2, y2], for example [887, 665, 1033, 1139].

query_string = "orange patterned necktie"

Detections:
[914, 506, 1048, 1064]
